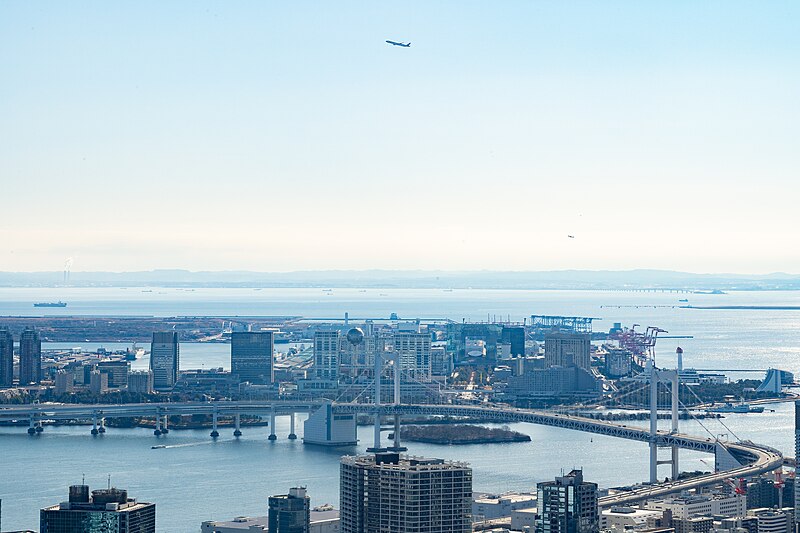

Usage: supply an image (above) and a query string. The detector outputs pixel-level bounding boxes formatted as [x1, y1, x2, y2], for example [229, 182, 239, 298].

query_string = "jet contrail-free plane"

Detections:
[386, 40, 411, 47]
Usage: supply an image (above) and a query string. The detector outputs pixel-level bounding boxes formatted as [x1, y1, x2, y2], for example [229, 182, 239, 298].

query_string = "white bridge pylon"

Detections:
[647, 361, 680, 484]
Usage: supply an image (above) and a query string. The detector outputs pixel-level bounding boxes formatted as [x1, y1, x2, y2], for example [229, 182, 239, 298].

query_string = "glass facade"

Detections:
[231, 331, 274, 384]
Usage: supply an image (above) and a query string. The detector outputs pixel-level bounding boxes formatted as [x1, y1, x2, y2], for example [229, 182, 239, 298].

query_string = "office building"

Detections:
[128, 370, 154, 394]
[643, 494, 746, 520]
[504, 365, 601, 399]
[231, 331, 274, 384]
[445, 322, 504, 365]
[40, 485, 155, 532]
[340, 453, 472, 533]
[393, 332, 432, 380]
[0, 327, 13, 387]
[97, 360, 130, 388]
[314, 331, 341, 380]
[19, 327, 41, 385]
[673, 516, 714, 533]
[149, 332, 179, 390]
[535, 469, 599, 533]
[544, 331, 591, 370]
[501, 326, 526, 357]
[269, 487, 311, 533]
[601, 507, 663, 532]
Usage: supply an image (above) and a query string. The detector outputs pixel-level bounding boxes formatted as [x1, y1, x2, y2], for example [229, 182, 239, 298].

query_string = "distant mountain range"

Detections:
[1, 269, 799, 290]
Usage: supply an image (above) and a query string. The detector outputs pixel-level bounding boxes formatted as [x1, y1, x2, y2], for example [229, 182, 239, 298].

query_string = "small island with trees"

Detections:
[399, 424, 531, 445]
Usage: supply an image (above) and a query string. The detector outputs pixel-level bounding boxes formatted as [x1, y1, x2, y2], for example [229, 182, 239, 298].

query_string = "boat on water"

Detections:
[708, 402, 764, 414]
[33, 301, 67, 308]
[125, 342, 146, 361]
[678, 298, 689, 302]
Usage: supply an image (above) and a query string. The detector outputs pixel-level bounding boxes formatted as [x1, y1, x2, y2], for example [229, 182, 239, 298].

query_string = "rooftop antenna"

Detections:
[82, 473, 85, 485]
[107, 474, 111, 490]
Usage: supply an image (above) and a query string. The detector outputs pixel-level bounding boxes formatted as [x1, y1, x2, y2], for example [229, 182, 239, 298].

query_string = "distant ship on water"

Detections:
[33, 301, 67, 308]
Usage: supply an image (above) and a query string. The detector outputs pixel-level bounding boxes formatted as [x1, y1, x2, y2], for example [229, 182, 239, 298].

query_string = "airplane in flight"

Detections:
[386, 40, 411, 47]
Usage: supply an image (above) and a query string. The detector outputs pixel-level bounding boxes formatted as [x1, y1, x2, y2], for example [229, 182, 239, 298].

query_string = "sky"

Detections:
[1, 1, 798, 274]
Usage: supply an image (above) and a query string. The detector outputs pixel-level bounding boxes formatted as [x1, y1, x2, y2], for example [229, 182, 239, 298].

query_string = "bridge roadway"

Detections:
[0, 401, 783, 506]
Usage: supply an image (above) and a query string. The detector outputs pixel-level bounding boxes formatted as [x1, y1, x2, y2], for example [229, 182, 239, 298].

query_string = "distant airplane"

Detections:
[386, 40, 411, 47]
[568, 235, 575, 239]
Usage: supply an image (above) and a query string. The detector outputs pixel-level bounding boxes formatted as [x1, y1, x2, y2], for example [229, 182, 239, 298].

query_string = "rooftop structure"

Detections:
[40, 485, 155, 532]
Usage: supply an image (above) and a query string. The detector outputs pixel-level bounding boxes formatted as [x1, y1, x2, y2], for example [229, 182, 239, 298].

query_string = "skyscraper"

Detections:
[340, 453, 472, 533]
[19, 326, 41, 385]
[40, 485, 155, 533]
[231, 331, 274, 384]
[536, 469, 599, 533]
[268, 487, 311, 533]
[0, 327, 13, 387]
[314, 330, 340, 380]
[149, 331, 179, 390]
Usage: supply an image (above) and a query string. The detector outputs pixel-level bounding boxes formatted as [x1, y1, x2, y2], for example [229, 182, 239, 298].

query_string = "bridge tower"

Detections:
[648, 361, 680, 483]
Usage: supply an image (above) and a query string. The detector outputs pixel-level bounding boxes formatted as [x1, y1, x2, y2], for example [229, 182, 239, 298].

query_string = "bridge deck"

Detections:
[0, 401, 782, 506]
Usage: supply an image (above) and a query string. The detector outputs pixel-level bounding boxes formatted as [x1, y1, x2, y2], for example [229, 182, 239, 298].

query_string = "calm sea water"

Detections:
[1, 288, 799, 531]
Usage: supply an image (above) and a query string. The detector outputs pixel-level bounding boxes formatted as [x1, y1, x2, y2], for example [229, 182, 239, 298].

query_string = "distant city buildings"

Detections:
[231, 331, 274, 384]
[149, 331, 179, 390]
[536, 469, 599, 533]
[19, 327, 41, 385]
[0, 326, 13, 387]
[269, 487, 311, 533]
[40, 485, 155, 533]
[340, 453, 472, 533]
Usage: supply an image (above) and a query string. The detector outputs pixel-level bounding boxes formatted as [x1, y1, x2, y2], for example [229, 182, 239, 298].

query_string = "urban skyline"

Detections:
[2, 1, 798, 531]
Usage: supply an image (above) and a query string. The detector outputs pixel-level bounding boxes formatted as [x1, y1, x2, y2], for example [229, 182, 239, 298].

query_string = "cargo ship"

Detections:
[33, 301, 67, 308]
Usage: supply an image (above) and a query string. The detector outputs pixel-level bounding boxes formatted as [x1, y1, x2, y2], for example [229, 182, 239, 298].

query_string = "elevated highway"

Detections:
[0, 401, 783, 506]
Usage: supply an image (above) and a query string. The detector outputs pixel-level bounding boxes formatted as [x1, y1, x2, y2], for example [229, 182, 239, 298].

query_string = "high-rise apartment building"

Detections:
[544, 332, 591, 370]
[40, 485, 155, 533]
[314, 331, 341, 380]
[536, 469, 599, 533]
[150, 332, 179, 390]
[268, 487, 311, 533]
[128, 370, 154, 394]
[340, 453, 472, 533]
[231, 331, 274, 384]
[54, 371, 74, 395]
[19, 327, 41, 385]
[0, 327, 13, 387]
[393, 332, 432, 380]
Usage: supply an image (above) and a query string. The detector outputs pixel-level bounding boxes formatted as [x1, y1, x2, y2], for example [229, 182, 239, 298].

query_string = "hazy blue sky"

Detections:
[1, 1, 798, 273]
